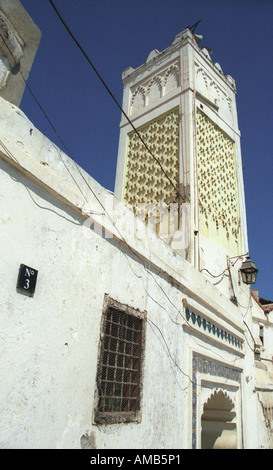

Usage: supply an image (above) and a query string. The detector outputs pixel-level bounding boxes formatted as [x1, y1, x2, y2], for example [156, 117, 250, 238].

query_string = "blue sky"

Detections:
[20, 0, 273, 300]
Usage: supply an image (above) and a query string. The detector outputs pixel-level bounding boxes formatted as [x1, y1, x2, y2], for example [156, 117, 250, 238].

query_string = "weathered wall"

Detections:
[0, 89, 272, 448]
[0, 96, 252, 449]
[0, 153, 186, 448]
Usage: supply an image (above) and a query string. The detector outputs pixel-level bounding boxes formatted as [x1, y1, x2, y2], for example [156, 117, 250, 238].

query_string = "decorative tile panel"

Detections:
[123, 108, 179, 211]
[192, 353, 241, 449]
[196, 109, 242, 253]
[185, 307, 243, 350]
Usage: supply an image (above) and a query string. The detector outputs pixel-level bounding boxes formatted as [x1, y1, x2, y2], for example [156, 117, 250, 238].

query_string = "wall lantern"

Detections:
[240, 256, 258, 285]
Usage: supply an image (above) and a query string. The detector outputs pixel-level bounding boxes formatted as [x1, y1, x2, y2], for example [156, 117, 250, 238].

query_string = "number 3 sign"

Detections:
[17, 264, 38, 296]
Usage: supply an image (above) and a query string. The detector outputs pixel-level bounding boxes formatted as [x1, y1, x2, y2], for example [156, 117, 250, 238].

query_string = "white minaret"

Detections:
[114, 28, 248, 273]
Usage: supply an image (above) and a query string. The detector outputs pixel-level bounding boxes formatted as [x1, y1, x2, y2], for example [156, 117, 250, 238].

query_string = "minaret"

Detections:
[114, 28, 248, 271]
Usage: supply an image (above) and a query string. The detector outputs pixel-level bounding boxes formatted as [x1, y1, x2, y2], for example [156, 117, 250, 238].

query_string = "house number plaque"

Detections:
[17, 264, 38, 296]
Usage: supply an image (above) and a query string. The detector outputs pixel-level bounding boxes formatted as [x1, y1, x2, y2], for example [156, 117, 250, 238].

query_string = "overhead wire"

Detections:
[0, 6, 185, 311]
[44, 1, 212, 337]
[1, 134, 195, 389]
[44, 1, 273, 374]
[1, 3, 189, 327]
[13, 8, 241, 377]
[0, 3, 252, 387]
[0, 114, 193, 387]
[200, 267, 229, 278]
[0, 40, 193, 387]
[0, 137, 84, 228]
[48, 0, 183, 202]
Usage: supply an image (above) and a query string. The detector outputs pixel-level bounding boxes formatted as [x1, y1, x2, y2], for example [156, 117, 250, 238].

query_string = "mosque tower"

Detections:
[114, 27, 248, 276]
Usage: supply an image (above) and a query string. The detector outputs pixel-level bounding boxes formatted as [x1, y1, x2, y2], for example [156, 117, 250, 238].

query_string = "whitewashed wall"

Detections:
[0, 96, 271, 449]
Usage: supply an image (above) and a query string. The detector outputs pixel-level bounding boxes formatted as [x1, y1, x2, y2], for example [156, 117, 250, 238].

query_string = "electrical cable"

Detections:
[0, 21, 190, 337]
[1, 124, 211, 390]
[0, 31, 88, 204]
[36, 2, 273, 376]
[0, 6, 252, 387]
[1, 97, 244, 387]
[200, 267, 229, 278]
[0, 138, 83, 227]
[48, 0, 182, 201]
[1, 132, 193, 387]
[1, 123, 194, 386]
[0, 14, 189, 333]
[6, 7, 273, 434]
[0, 4, 187, 335]
[46, 2, 241, 361]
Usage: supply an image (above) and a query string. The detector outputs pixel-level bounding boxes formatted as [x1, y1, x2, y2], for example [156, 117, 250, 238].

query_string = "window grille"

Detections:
[95, 298, 146, 424]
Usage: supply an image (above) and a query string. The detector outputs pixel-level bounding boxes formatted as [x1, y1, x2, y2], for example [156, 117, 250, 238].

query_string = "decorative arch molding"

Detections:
[221, 92, 232, 114]
[163, 64, 180, 85]
[192, 353, 241, 449]
[147, 76, 162, 105]
[130, 86, 146, 113]
[196, 67, 209, 94]
[195, 64, 233, 120]
[209, 80, 221, 106]
[147, 75, 162, 91]
[164, 64, 180, 95]
[202, 388, 236, 412]
[129, 61, 180, 115]
[201, 388, 237, 449]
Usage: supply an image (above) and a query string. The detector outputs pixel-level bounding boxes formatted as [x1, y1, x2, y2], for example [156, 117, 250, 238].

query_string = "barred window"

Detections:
[95, 297, 146, 424]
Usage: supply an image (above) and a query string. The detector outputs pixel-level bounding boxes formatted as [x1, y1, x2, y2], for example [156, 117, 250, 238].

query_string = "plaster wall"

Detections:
[0, 97, 258, 449]
[0, 154, 187, 449]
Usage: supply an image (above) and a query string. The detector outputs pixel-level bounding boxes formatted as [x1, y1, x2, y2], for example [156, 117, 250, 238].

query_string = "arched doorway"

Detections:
[201, 390, 237, 449]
